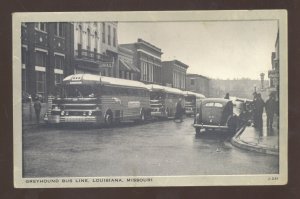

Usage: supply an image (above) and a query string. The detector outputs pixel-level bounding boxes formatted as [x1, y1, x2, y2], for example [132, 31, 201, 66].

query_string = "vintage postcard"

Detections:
[13, 10, 288, 188]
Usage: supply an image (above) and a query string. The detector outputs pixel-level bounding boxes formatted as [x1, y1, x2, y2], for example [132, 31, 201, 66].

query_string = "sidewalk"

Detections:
[231, 113, 279, 155]
[22, 102, 48, 129]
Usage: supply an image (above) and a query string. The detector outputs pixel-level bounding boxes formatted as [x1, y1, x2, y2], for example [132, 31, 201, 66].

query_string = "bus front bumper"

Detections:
[47, 115, 99, 123]
[193, 124, 229, 130]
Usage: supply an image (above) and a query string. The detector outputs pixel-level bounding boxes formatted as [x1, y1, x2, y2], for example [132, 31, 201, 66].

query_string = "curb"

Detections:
[231, 126, 279, 156]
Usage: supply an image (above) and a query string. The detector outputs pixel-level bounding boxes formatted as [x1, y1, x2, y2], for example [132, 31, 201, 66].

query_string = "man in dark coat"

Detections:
[265, 93, 276, 129]
[33, 97, 42, 124]
[175, 98, 184, 122]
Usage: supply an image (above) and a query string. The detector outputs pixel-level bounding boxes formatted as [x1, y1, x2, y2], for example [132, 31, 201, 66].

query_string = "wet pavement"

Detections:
[23, 118, 279, 177]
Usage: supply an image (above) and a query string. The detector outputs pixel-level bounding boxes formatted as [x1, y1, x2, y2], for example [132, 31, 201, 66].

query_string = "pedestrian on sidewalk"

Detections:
[224, 93, 230, 99]
[33, 96, 42, 124]
[254, 93, 265, 130]
[265, 93, 276, 129]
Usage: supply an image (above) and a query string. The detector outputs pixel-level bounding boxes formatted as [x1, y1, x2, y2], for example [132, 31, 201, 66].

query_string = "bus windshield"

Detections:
[150, 91, 165, 100]
[63, 85, 100, 98]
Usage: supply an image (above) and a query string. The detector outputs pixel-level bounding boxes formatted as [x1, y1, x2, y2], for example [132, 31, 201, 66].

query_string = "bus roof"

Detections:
[184, 91, 206, 99]
[63, 74, 148, 89]
[146, 84, 184, 95]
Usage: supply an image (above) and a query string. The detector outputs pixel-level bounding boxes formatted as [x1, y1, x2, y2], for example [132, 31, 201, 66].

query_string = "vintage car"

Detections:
[193, 98, 240, 134]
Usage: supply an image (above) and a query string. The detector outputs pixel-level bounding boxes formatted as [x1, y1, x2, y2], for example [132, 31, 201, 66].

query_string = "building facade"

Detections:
[119, 38, 163, 84]
[21, 22, 74, 100]
[268, 30, 279, 95]
[162, 60, 189, 90]
[73, 22, 119, 77]
[186, 74, 210, 97]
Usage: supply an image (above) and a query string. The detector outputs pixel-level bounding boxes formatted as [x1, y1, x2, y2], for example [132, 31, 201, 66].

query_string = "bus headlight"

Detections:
[61, 111, 65, 116]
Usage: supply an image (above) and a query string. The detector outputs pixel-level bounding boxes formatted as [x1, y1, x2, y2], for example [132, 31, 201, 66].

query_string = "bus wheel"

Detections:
[105, 112, 113, 127]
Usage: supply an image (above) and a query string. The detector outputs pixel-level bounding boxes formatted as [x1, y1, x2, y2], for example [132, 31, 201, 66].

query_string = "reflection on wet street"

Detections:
[23, 118, 279, 177]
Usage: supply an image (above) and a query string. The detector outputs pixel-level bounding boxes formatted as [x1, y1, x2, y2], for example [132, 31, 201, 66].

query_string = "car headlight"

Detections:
[61, 111, 65, 116]
[88, 111, 92, 116]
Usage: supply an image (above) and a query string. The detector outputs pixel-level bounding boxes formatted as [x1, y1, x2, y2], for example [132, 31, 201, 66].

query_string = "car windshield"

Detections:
[62, 85, 99, 98]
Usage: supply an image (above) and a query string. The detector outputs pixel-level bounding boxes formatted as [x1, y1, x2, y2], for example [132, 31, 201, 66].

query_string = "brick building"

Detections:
[73, 22, 119, 77]
[186, 73, 210, 97]
[21, 22, 74, 100]
[161, 60, 189, 90]
[119, 39, 163, 84]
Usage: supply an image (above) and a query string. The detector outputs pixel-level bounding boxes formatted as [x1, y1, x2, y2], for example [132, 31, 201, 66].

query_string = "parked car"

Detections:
[22, 91, 32, 103]
[193, 98, 239, 134]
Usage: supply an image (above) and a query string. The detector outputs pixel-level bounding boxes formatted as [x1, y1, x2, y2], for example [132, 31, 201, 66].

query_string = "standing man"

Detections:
[33, 96, 42, 124]
[265, 93, 276, 129]
[175, 98, 184, 122]
[224, 93, 230, 99]
[254, 93, 265, 129]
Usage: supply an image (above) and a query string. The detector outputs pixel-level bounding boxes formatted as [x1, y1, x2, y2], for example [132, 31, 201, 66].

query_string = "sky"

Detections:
[118, 21, 278, 80]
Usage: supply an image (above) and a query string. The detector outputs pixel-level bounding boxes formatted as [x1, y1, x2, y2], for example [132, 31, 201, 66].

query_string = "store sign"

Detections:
[100, 62, 113, 68]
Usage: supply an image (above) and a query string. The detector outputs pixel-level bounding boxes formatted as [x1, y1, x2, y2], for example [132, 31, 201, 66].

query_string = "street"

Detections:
[23, 118, 279, 177]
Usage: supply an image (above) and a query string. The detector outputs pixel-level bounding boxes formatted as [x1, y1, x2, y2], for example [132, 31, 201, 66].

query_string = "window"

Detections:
[36, 71, 46, 96]
[35, 51, 47, 67]
[87, 28, 91, 50]
[113, 28, 116, 47]
[94, 31, 98, 51]
[55, 74, 63, 85]
[55, 23, 64, 37]
[35, 22, 47, 32]
[140, 62, 147, 81]
[102, 22, 105, 43]
[108, 25, 111, 45]
[149, 64, 153, 82]
[54, 55, 64, 69]
[78, 25, 83, 45]
[191, 78, 195, 85]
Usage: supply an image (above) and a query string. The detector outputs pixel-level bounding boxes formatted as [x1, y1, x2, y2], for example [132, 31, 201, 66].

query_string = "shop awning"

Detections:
[119, 58, 140, 73]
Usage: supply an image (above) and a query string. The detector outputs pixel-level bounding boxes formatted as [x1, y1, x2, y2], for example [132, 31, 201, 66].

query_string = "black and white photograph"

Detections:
[13, 10, 288, 187]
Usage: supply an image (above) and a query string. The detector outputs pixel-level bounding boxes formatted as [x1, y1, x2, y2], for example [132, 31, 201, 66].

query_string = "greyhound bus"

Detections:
[146, 84, 185, 119]
[45, 74, 151, 126]
[184, 91, 205, 116]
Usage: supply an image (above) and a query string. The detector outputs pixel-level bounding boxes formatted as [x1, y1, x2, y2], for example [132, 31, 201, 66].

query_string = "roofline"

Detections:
[63, 74, 148, 89]
[162, 60, 189, 69]
[186, 73, 210, 80]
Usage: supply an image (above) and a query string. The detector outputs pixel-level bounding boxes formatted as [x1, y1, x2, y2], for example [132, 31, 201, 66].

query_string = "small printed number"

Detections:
[268, 177, 278, 181]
